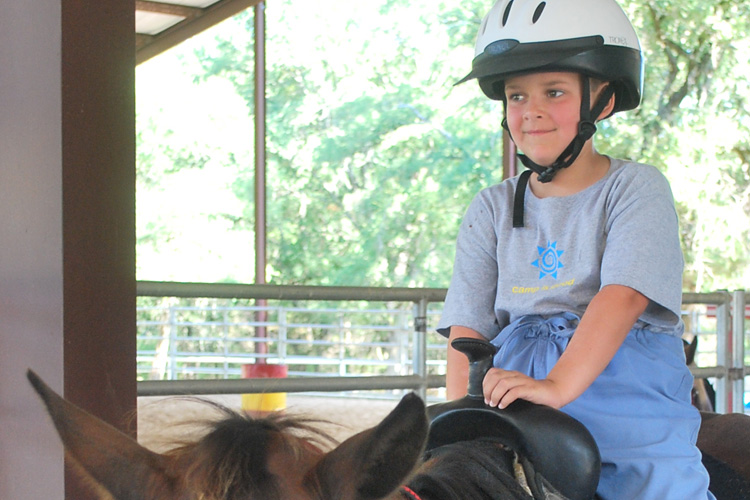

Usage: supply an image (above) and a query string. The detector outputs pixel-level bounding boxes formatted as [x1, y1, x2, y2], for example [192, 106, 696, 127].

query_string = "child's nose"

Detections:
[523, 104, 544, 120]
[523, 96, 545, 119]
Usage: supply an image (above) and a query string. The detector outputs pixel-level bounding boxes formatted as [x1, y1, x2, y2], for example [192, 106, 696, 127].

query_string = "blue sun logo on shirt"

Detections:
[532, 241, 564, 279]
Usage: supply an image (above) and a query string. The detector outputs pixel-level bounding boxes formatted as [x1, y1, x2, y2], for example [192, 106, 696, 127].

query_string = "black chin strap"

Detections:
[518, 117, 596, 183]
[508, 80, 615, 227]
[513, 169, 533, 228]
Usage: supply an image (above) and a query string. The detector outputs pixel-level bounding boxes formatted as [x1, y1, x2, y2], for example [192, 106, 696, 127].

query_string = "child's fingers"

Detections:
[483, 368, 527, 408]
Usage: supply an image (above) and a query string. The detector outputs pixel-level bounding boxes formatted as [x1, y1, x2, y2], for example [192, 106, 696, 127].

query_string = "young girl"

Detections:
[437, 0, 715, 498]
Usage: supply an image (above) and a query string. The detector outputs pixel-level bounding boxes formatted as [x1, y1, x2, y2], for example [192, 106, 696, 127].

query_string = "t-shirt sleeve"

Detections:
[600, 166, 684, 328]
[437, 191, 507, 339]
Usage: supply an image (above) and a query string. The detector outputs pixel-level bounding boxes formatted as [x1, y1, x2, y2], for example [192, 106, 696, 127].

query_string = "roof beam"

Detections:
[136, 1, 202, 18]
[136, 0, 261, 65]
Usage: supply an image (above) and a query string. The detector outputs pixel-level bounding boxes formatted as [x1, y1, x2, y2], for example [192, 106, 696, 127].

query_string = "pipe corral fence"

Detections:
[136, 282, 748, 413]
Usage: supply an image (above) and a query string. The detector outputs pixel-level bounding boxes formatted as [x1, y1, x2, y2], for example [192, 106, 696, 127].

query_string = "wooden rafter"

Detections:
[136, 1, 202, 18]
[136, 0, 262, 65]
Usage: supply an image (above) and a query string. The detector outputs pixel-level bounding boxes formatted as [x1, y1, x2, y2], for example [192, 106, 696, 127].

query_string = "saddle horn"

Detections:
[451, 337, 496, 398]
[427, 337, 601, 500]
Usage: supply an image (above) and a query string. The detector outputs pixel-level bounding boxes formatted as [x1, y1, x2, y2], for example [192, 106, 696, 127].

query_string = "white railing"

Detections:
[137, 303, 444, 379]
[136, 282, 748, 412]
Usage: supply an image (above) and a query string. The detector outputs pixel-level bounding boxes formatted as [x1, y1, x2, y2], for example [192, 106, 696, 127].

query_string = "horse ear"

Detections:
[311, 393, 428, 500]
[684, 336, 698, 365]
[27, 370, 178, 499]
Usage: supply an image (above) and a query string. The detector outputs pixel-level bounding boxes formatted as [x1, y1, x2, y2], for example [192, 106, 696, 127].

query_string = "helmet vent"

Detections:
[532, 2, 546, 23]
[502, 0, 514, 27]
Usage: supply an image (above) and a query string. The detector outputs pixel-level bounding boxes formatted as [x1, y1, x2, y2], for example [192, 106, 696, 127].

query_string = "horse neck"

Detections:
[398, 440, 531, 500]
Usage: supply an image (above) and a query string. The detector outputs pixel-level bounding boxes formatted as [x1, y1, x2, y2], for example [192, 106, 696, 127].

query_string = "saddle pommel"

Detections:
[450, 337, 497, 399]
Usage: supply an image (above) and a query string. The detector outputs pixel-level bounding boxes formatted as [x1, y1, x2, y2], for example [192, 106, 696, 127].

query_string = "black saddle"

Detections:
[426, 338, 601, 500]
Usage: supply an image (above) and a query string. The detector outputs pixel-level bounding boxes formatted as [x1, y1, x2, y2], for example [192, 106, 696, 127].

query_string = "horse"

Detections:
[28, 369, 580, 500]
[699, 411, 750, 499]
[28, 337, 601, 500]
[27, 336, 750, 500]
[680, 336, 750, 497]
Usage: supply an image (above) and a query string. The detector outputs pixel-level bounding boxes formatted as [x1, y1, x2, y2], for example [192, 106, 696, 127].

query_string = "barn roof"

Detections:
[136, 0, 261, 65]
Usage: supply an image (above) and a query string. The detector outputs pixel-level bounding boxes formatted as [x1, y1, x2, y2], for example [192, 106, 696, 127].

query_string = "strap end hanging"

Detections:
[512, 170, 532, 228]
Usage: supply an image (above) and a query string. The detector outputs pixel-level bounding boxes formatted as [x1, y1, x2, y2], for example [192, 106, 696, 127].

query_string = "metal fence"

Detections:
[136, 302, 446, 381]
[136, 282, 748, 413]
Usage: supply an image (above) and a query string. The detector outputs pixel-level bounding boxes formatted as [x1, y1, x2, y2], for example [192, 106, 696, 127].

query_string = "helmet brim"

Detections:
[457, 36, 604, 84]
[456, 37, 642, 112]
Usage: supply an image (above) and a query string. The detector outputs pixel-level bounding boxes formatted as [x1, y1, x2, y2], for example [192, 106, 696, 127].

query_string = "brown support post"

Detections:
[60, 0, 137, 497]
[62, 0, 137, 498]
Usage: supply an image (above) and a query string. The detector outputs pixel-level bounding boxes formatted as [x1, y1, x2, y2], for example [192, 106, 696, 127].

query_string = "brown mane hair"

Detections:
[162, 401, 334, 499]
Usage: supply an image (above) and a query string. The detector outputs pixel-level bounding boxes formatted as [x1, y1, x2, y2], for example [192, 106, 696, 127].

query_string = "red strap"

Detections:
[401, 485, 422, 500]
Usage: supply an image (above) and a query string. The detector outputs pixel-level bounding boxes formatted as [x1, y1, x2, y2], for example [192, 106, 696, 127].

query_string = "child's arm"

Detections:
[446, 325, 487, 400]
[483, 284, 649, 409]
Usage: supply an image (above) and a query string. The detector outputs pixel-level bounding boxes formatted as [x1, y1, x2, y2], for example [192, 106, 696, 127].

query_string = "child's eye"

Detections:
[547, 90, 565, 98]
[508, 93, 525, 102]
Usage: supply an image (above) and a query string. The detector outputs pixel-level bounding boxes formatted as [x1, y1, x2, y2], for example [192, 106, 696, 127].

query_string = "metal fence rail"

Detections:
[136, 282, 748, 413]
[137, 304, 422, 377]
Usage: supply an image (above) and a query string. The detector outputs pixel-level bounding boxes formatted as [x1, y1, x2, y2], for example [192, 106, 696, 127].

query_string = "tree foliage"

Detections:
[136, 0, 750, 292]
[608, 0, 750, 290]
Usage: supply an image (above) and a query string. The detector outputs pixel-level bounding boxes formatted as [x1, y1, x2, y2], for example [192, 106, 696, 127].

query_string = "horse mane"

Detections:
[160, 399, 335, 500]
[407, 438, 532, 500]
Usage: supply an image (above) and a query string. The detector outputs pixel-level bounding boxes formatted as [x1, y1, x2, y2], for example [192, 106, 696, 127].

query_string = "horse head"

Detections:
[28, 370, 428, 500]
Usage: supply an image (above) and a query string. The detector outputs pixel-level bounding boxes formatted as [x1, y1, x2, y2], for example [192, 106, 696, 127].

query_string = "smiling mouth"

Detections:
[524, 129, 554, 136]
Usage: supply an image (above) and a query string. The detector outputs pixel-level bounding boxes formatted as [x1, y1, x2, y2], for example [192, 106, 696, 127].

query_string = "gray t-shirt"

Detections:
[437, 158, 685, 340]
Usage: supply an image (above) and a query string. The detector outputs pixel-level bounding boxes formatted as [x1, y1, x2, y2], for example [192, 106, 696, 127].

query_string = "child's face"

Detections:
[504, 72, 583, 166]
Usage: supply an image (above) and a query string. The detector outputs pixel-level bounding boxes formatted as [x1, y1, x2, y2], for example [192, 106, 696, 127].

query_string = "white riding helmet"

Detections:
[458, 0, 643, 114]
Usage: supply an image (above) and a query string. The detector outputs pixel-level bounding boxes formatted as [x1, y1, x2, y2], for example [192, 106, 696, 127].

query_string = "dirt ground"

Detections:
[137, 394, 401, 453]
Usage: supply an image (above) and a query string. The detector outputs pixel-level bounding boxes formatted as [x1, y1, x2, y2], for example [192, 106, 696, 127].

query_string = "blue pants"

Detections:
[491, 314, 714, 500]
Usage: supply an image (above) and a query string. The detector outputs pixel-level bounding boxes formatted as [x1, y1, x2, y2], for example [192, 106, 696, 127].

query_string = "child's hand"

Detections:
[482, 368, 565, 409]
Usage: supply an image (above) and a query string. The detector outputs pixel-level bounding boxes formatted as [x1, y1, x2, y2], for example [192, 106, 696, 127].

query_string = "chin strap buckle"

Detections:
[578, 120, 597, 141]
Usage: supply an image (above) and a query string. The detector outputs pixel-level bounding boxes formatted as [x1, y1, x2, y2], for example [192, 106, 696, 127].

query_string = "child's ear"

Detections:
[596, 87, 617, 122]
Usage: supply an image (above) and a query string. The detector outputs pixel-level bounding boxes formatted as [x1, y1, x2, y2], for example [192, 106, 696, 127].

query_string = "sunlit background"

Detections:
[136, 0, 750, 291]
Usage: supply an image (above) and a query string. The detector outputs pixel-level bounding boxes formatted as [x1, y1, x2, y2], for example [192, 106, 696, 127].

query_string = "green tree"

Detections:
[199, 0, 501, 287]
[601, 0, 750, 291]
[137, 0, 750, 292]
